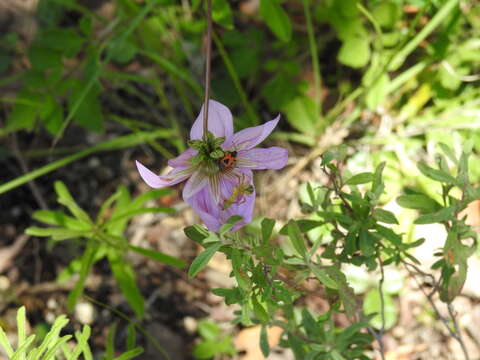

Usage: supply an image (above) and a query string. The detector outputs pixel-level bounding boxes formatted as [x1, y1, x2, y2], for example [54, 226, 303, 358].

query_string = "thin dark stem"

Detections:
[403, 262, 470, 360]
[377, 258, 386, 360]
[203, 0, 213, 139]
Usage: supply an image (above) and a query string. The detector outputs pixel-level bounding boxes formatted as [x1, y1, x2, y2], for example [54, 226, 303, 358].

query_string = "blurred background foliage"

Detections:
[1, 0, 480, 358]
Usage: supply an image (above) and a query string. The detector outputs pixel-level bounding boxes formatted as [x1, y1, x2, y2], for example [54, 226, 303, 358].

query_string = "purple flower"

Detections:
[136, 100, 288, 232]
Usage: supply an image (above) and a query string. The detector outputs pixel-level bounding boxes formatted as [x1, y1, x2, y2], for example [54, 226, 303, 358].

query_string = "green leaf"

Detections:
[212, 0, 234, 29]
[128, 245, 185, 268]
[287, 220, 307, 257]
[54, 181, 91, 223]
[345, 172, 374, 185]
[184, 225, 210, 244]
[417, 162, 456, 184]
[414, 206, 455, 224]
[310, 266, 339, 289]
[0, 325, 14, 357]
[25, 227, 90, 241]
[338, 36, 370, 68]
[192, 340, 218, 359]
[281, 96, 317, 134]
[108, 250, 145, 318]
[373, 208, 398, 225]
[396, 194, 440, 213]
[67, 240, 98, 312]
[251, 296, 269, 323]
[69, 80, 103, 132]
[260, 325, 270, 357]
[261, 218, 275, 243]
[359, 229, 376, 257]
[32, 210, 91, 230]
[259, 0, 292, 42]
[113, 347, 144, 360]
[188, 242, 222, 278]
[198, 320, 220, 341]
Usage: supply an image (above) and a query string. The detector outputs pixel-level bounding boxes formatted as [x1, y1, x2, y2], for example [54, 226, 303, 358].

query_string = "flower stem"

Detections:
[203, 0, 213, 140]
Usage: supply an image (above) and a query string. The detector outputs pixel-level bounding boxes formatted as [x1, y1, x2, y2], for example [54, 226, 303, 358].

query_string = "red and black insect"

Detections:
[219, 151, 237, 169]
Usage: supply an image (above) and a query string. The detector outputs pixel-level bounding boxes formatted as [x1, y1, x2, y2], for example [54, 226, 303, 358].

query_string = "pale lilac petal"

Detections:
[236, 147, 288, 170]
[182, 170, 209, 199]
[187, 169, 256, 232]
[187, 188, 222, 232]
[230, 115, 280, 150]
[168, 148, 197, 168]
[136, 160, 192, 188]
[190, 100, 234, 140]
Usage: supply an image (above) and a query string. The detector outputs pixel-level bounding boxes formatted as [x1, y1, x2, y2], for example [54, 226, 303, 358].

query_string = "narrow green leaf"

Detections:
[54, 181, 91, 223]
[261, 218, 275, 243]
[107, 207, 175, 225]
[287, 220, 307, 257]
[108, 250, 145, 318]
[67, 241, 98, 312]
[373, 208, 398, 225]
[396, 194, 440, 213]
[184, 225, 210, 244]
[32, 210, 91, 230]
[310, 266, 339, 289]
[11, 335, 35, 360]
[128, 245, 185, 268]
[17, 306, 26, 357]
[105, 323, 117, 360]
[359, 229, 375, 257]
[345, 172, 374, 185]
[417, 162, 456, 184]
[414, 206, 455, 225]
[260, 325, 270, 357]
[188, 242, 222, 278]
[251, 296, 269, 323]
[25, 227, 90, 241]
[0, 326, 14, 357]
[114, 348, 144, 360]
[42, 335, 72, 360]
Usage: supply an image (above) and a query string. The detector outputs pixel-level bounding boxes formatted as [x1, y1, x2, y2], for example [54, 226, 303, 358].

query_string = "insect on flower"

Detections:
[222, 174, 254, 210]
[135, 100, 288, 232]
[219, 150, 237, 169]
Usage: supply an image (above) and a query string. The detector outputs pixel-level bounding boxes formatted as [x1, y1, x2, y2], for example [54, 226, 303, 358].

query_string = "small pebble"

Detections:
[0, 276, 10, 291]
[75, 301, 95, 325]
[183, 316, 197, 334]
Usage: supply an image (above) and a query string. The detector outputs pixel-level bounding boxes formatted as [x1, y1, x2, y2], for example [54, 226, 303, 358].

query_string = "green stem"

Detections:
[212, 31, 260, 126]
[0, 130, 171, 195]
[389, 0, 459, 70]
[303, 0, 322, 117]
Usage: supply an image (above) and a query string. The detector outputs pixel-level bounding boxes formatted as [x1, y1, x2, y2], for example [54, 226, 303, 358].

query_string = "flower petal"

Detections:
[236, 147, 288, 170]
[168, 148, 197, 168]
[230, 115, 280, 150]
[190, 100, 234, 140]
[187, 169, 256, 232]
[187, 188, 222, 232]
[182, 170, 209, 199]
[136, 160, 192, 188]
